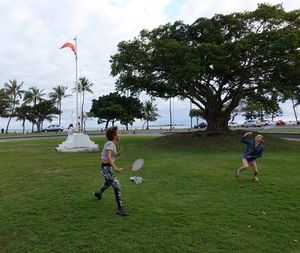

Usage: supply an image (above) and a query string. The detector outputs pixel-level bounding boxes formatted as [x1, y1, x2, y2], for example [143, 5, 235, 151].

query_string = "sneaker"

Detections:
[252, 176, 259, 182]
[116, 208, 129, 216]
[93, 192, 102, 200]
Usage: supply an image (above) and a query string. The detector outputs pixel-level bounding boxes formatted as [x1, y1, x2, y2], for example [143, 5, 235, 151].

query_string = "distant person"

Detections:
[93, 126, 129, 216]
[235, 132, 265, 182]
[67, 124, 74, 135]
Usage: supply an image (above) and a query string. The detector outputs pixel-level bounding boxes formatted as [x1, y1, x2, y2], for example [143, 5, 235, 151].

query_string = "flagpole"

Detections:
[57, 39, 99, 152]
[74, 37, 79, 132]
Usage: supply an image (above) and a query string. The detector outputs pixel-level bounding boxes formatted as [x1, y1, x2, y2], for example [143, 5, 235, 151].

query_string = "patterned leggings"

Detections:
[99, 165, 123, 209]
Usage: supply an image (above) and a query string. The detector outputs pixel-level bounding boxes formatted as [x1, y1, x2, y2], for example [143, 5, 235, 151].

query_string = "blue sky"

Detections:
[0, 0, 299, 131]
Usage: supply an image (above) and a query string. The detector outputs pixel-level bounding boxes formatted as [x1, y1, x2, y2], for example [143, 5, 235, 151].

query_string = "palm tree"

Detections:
[23, 86, 46, 132]
[49, 85, 71, 125]
[142, 100, 159, 130]
[4, 79, 25, 133]
[74, 77, 93, 130]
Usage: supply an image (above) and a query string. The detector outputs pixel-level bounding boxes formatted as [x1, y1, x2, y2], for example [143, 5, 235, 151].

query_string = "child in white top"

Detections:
[93, 126, 128, 216]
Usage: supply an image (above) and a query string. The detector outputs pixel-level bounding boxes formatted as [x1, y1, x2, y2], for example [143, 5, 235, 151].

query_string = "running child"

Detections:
[93, 126, 129, 216]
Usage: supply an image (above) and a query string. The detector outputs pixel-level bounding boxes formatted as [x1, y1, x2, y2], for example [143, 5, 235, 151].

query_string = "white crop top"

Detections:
[101, 141, 117, 162]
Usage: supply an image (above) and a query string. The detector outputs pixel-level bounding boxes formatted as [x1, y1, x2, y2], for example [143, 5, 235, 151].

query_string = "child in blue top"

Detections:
[235, 132, 264, 182]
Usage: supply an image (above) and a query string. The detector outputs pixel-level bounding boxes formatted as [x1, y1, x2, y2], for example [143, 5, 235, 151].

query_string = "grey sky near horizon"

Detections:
[0, 0, 299, 130]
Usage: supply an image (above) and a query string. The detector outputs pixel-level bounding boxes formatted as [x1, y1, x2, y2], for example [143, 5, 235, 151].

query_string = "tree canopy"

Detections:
[90, 92, 143, 129]
[27, 100, 60, 132]
[110, 4, 300, 131]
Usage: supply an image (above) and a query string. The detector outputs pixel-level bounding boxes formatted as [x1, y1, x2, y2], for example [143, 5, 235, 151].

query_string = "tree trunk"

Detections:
[81, 92, 85, 131]
[169, 98, 172, 130]
[37, 120, 44, 132]
[59, 101, 62, 125]
[205, 105, 230, 131]
[5, 103, 15, 133]
[22, 119, 25, 134]
[5, 116, 12, 133]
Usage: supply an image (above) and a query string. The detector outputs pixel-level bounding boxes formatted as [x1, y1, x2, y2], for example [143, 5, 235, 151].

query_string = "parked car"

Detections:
[228, 122, 240, 128]
[276, 120, 285, 126]
[194, 122, 207, 129]
[242, 120, 262, 128]
[261, 120, 276, 126]
[42, 124, 64, 132]
[285, 120, 297, 126]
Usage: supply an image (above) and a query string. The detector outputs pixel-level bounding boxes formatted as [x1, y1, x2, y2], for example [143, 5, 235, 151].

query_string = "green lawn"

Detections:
[0, 133, 299, 253]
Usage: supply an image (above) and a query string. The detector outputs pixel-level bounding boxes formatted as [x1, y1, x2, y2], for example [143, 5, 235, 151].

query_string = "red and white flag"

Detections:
[60, 42, 76, 55]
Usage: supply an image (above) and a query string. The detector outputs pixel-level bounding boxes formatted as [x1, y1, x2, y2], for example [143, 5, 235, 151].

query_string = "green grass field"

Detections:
[0, 132, 299, 253]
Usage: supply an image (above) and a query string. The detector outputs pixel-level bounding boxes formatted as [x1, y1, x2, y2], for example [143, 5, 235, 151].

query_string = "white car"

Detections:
[261, 120, 276, 126]
[242, 120, 262, 128]
[228, 122, 240, 128]
[42, 124, 64, 132]
[285, 120, 297, 126]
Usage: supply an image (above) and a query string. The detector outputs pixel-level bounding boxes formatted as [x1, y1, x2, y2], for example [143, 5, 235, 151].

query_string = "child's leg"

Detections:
[99, 180, 111, 194]
[235, 159, 249, 178]
[249, 161, 259, 181]
[111, 178, 123, 209]
[95, 166, 113, 198]
[111, 178, 129, 216]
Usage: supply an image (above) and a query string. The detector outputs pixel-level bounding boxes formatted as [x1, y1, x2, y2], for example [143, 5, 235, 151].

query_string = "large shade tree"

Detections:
[110, 4, 300, 131]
